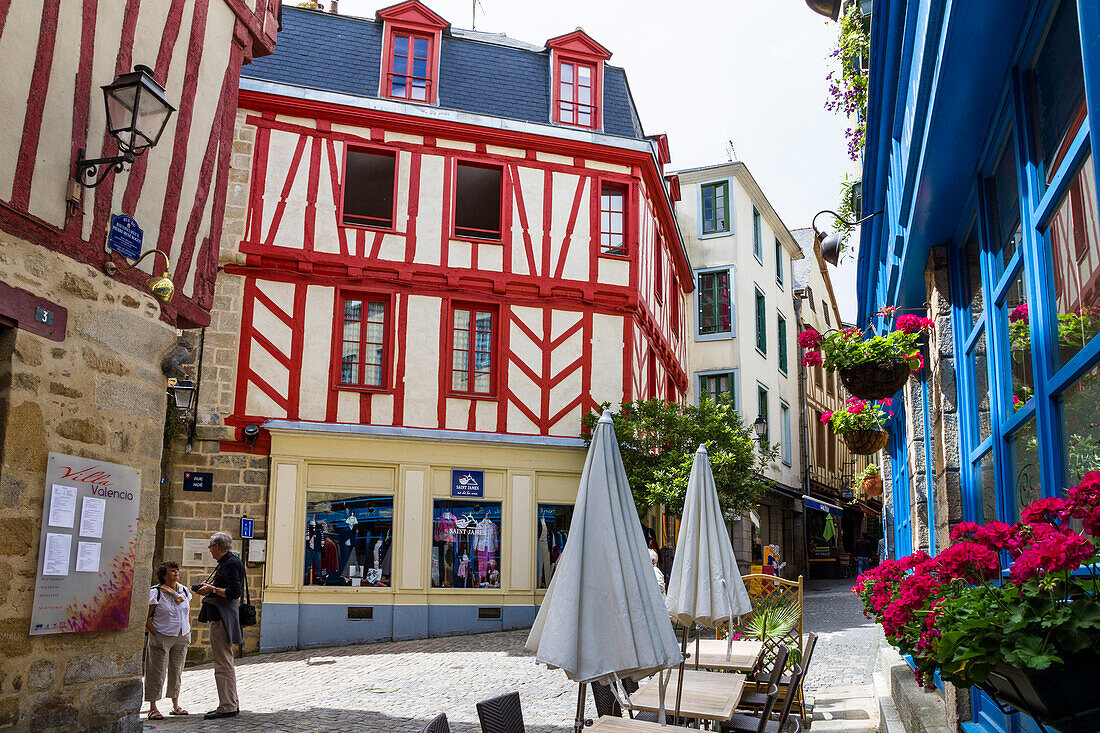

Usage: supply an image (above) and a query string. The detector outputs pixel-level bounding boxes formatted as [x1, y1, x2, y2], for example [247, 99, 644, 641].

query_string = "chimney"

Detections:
[329, 0, 338, 12]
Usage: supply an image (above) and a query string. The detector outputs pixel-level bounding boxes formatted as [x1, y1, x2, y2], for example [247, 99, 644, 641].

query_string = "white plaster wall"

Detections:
[402, 294, 441, 427]
[298, 285, 335, 421]
[414, 153, 444, 266]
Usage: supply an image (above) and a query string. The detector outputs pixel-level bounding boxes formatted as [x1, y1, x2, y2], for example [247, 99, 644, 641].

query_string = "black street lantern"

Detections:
[804, 0, 841, 21]
[753, 415, 768, 442]
[811, 209, 883, 266]
[75, 65, 176, 188]
[169, 378, 196, 418]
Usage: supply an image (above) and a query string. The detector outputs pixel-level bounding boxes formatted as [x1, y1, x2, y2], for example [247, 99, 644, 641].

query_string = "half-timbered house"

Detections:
[0, 0, 279, 728]
[168, 1, 691, 651]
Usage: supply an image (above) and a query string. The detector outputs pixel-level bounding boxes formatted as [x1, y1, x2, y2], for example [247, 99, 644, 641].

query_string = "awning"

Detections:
[858, 502, 880, 518]
[801, 495, 844, 516]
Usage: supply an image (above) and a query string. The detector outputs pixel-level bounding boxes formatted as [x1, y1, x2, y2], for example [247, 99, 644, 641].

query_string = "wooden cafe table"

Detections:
[630, 669, 746, 724]
[588, 716, 697, 732]
[687, 639, 765, 673]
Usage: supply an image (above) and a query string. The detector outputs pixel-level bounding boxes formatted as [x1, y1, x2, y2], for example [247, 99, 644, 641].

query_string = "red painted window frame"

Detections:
[555, 57, 599, 129]
[598, 181, 629, 257]
[447, 302, 499, 398]
[669, 272, 680, 338]
[338, 144, 400, 233]
[330, 291, 394, 393]
[451, 159, 506, 243]
[653, 234, 664, 304]
[385, 31, 435, 102]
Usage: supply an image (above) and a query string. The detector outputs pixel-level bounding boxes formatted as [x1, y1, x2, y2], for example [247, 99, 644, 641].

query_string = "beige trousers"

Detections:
[144, 631, 190, 702]
[209, 621, 239, 713]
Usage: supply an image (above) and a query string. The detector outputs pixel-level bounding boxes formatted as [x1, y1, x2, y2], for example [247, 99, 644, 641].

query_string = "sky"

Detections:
[337, 0, 860, 320]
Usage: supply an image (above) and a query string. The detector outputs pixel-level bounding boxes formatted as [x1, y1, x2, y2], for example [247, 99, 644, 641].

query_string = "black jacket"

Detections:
[197, 552, 245, 623]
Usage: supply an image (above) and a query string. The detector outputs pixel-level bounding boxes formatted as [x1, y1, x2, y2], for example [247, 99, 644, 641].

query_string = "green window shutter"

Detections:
[755, 289, 766, 353]
[778, 315, 788, 372]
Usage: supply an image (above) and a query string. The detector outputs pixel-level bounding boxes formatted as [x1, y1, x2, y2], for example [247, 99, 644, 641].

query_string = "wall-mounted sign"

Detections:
[30, 453, 141, 635]
[183, 471, 213, 492]
[107, 214, 144, 260]
[451, 469, 484, 498]
[181, 537, 243, 567]
[240, 517, 254, 539]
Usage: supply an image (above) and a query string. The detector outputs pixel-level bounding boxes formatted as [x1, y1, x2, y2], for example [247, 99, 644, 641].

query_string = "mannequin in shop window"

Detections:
[472, 512, 499, 586]
[537, 514, 552, 588]
[306, 518, 324, 585]
[433, 509, 458, 587]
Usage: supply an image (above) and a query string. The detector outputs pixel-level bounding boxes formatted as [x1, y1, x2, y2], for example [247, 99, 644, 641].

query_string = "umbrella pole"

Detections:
[674, 624, 689, 724]
[573, 682, 587, 732]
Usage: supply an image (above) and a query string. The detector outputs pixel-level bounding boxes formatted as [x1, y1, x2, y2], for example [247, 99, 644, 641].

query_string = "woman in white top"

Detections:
[144, 561, 192, 719]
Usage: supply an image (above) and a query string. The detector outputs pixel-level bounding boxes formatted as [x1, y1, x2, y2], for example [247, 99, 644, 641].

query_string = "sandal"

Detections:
[170, 708, 189, 716]
[148, 711, 165, 720]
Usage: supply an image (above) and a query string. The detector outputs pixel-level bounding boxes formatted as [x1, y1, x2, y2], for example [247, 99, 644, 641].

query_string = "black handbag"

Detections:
[239, 561, 257, 628]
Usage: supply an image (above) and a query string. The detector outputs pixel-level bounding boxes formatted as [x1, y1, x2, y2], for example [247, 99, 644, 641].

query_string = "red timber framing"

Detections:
[0, 0, 279, 330]
[222, 87, 690, 449]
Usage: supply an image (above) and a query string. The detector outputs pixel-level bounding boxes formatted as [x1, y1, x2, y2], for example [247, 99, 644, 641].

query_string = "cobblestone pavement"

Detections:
[145, 578, 884, 732]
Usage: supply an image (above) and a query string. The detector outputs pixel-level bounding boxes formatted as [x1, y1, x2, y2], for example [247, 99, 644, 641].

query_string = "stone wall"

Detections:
[0, 234, 177, 731]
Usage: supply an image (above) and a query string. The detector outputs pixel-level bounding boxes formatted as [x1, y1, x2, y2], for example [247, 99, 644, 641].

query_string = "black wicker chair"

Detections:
[422, 713, 450, 733]
[720, 660, 805, 733]
[591, 679, 660, 723]
[737, 633, 818, 725]
[476, 692, 525, 733]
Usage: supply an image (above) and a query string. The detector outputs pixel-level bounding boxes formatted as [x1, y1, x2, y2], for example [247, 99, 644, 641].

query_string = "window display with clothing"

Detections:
[304, 494, 394, 587]
[431, 500, 502, 589]
[536, 504, 573, 589]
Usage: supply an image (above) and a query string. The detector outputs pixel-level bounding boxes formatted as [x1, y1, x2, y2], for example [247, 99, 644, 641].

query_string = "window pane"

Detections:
[990, 133, 1022, 272]
[536, 504, 574, 588]
[454, 164, 503, 239]
[1030, 0, 1086, 185]
[341, 344, 358, 384]
[977, 453, 997, 523]
[1049, 154, 1100, 369]
[451, 368, 468, 392]
[963, 225, 984, 326]
[431, 500, 502, 589]
[1005, 267, 1034, 408]
[306, 494, 393, 587]
[717, 271, 731, 332]
[561, 62, 573, 84]
[343, 150, 396, 228]
[1012, 419, 1042, 519]
[1061, 361, 1100, 487]
[971, 328, 992, 439]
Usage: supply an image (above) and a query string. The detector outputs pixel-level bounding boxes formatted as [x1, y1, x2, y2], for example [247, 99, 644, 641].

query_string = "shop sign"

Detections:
[240, 517, 254, 539]
[107, 214, 143, 260]
[30, 452, 141, 635]
[183, 471, 213, 492]
[451, 469, 484, 498]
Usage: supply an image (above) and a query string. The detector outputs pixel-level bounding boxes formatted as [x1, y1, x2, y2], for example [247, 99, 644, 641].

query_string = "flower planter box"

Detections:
[842, 430, 889, 455]
[979, 651, 1100, 733]
[839, 360, 911, 401]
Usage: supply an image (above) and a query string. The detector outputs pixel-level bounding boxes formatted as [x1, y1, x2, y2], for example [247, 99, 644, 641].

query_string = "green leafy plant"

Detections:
[856, 464, 880, 483]
[823, 398, 892, 436]
[831, 174, 861, 252]
[825, 4, 870, 161]
[799, 308, 932, 373]
[743, 599, 803, 667]
[581, 399, 778, 518]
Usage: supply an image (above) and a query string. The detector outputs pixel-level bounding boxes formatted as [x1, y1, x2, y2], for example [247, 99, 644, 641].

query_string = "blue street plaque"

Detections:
[241, 517, 254, 539]
[107, 214, 143, 260]
[451, 469, 484, 498]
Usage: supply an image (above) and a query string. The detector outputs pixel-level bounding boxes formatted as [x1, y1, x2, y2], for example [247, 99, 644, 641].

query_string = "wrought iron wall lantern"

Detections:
[753, 415, 768, 442]
[104, 248, 174, 302]
[75, 65, 175, 188]
[811, 209, 883, 266]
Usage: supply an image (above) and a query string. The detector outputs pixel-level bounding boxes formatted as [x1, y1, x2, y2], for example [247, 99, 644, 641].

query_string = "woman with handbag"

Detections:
[196, 532, 246, 720]
[144, 561, 192, 720]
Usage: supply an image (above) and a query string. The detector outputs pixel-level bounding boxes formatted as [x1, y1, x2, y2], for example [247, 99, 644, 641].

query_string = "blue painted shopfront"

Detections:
[857, 1, 1100, 730]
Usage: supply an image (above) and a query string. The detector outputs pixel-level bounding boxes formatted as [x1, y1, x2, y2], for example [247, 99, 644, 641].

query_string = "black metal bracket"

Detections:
[74, 147, 134, 188]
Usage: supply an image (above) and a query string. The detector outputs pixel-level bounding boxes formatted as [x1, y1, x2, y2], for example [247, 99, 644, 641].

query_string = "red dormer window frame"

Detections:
[547, 30, 611, 131]
[377, 0, 449, 105]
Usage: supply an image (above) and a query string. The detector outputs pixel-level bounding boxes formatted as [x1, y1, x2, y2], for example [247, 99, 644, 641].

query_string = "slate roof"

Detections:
[243, 6, 645, 139]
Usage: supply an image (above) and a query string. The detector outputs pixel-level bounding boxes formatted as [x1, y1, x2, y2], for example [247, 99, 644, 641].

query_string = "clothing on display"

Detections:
[305, 494, 394, 587]
[431, 501, 502, 589]
[536, 504, 573, 589]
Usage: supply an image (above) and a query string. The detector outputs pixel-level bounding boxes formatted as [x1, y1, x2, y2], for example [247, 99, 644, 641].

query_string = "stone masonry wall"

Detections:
[0, 234, 177, 731]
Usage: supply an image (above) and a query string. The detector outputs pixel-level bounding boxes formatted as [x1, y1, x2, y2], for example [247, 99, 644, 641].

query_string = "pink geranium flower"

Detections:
[1009, 303, 1029, 324]
[803, 350, 823, 367]
[798, 329, 822, 349]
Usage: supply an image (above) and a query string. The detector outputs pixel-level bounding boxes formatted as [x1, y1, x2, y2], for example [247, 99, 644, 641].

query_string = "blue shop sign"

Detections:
[240, 517, 254, 539]
[107, 214, 143, 260]
[451, 469, 484, 498]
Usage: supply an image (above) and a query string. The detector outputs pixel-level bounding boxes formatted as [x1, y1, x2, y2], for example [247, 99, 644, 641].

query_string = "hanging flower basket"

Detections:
[843, 429, 889, 455]
[861, 475, 883, 497]
[978, 651, 1100, 733]
[839, 360, 912, 401]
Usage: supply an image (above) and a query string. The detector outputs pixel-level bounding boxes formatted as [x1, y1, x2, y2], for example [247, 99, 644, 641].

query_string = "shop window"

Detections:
[599, 183, 627, 255]
[701, 181, 729, 235]
[1048, 154, 1100, 369]
[454, 163, 503, 240]
[342, 149, 396, 228]
[697, 269, 732, 336]
[1028, 0, 1087, 187]
[989, 131, 1023, 274]
[1012, 419, 1042, 519]
[337, 295, 388, 389]
[775, 237, 784, 286]
[305, 494, 393, 587]
[698, 371, 736, 407]
[754, 287, 766, 354]
[431, 500, 502, 589]
[752, 206, 763, 262]
[451, 306, 495, 396]
[777, 313, 788, 374]
[536, 504, 573, 589]
[1005, 268, 1034, 409]
[1060, 361, 1100, 488]
[388, 33, 432, 101]
[557, 60, 597, 128]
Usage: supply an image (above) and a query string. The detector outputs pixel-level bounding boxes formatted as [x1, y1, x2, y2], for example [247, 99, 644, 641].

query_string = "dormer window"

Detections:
[558, 61, 596, 127]
[377, 1, 449, 105]
[390, 33, 432, 101]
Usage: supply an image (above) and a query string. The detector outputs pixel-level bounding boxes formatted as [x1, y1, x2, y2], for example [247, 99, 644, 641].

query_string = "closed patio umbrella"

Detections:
[664, 444, 752, 717]
[526, 410, 683, 729]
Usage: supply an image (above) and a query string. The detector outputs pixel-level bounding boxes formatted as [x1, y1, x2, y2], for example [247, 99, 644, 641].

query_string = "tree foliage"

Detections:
[581, 399, 778, 519]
